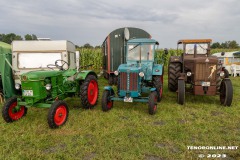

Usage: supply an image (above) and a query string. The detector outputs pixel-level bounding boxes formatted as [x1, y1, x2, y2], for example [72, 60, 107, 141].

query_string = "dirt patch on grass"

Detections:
[211, 111, 223, 116]
[144, 155, 166, 160]
[42, 143, 66, 154]
[153, 120, 166, 126]
[83, 152, 96, 160]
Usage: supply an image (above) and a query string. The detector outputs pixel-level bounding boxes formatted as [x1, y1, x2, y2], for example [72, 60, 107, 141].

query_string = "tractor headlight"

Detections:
[114, 70, 119, 76]
[139, 72, 144, 77]
[15, 83, 21, 90]
[45, 84, 52, 90]
[220, 71, 225, 77]
[187, 72, 192, 77]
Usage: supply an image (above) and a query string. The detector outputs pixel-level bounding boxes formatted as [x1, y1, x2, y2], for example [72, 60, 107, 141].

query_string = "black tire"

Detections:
[153, 76, 163, 102]
[108, 74, 114, 85]
[148, 91, 158, 115]
[102, 90, 113, 112]
[2, 97, 27, 123]
[80, 75, 99, 109]
[177, 79, 185, 105]
[168, 62, 181, 92]
[220, 79, 233, 106]
[48, 100, 69, 129]
[113, 75, 118, 85]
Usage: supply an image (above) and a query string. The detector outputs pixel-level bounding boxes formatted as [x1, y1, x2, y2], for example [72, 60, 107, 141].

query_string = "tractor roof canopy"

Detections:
[178, 39, 212, 44]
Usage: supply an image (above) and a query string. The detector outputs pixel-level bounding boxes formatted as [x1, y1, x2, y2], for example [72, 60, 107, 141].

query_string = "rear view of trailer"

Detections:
[102, 27, 151, 85]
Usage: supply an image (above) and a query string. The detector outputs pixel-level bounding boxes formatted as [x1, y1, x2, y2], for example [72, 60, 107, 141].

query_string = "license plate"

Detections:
[201, 82, 210, 86]
[124, 97, 133, 102]
[23, 90, 33, 96]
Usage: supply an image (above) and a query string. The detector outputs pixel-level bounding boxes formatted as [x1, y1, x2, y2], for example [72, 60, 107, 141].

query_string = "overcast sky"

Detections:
[0, 0, 239, 48]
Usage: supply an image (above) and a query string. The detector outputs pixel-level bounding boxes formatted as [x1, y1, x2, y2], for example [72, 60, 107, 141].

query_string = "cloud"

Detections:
[0, 0, 239, 48]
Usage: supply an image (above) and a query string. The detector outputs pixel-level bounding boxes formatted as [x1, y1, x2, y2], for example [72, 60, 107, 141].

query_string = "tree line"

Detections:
[0, 33, 38, 44]
[211, 40, 239, 49]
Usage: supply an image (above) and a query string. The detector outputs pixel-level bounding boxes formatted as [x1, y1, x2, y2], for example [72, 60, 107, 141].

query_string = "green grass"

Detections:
[0, 76, 240, 160]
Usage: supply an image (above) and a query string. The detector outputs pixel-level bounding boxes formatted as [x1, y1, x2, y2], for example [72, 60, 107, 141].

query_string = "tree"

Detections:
[211, 42, 221, 49]
[1, 33, 22, 44]
[25, 34, 32, 40]
[229, 40, 239, 48]
[83, 43, 93, 49]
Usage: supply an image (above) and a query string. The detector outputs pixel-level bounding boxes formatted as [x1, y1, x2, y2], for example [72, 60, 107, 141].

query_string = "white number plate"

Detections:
[23, 90, 33, 96]
[201, 82, 210, 86]
[124, 97, 133, 102]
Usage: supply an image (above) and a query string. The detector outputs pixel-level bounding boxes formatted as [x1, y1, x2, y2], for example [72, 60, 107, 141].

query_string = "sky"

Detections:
[0, 0, 239, 48]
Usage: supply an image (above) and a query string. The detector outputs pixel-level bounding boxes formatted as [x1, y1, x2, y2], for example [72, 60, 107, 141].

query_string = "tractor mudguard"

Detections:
[104, 86, 115, 96]
[152, 64, 163, 75]
[76, 70, 97, 80]
[169, 56, 182, 63]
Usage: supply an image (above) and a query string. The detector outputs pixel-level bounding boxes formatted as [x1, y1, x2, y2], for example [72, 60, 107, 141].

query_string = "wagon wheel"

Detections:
[48, 100, 69, 128]
[148, 91, 158, 115]
[177, 79, 185, 105]
[80, 75, 99, 109]
[102, 90, 113, 112]
[153, 76, 163, 102]
[2, 97, 27, 123]
[220, 79, 233, 106]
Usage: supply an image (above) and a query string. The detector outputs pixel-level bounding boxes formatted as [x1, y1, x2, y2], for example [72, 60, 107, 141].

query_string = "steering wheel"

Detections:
[47, 60, 69, 71]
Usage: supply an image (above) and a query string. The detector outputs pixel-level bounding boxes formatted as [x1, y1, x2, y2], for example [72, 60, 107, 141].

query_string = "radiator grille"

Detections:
[195, 63, 216, 81]
[120, 72, 138, 91]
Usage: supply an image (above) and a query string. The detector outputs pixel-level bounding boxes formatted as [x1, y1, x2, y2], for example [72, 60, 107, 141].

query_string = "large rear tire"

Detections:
[48, 100, 69, 129]
[177, 79, 185, 105]
[220, 79, 233, 106]
[2, 97, 27, 122]
[80, 75, 99, 109]
[153, 76, 163, 102]
[102, 90, 113, 112]
[168, 62, 181, 92]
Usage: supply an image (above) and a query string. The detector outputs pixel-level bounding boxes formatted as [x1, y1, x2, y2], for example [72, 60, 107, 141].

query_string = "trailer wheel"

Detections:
[102, 90, 113, 112]
[48, 100, 69, 129]
[168, 62, 181, 92]
[177, 79, 185, 105]
[148, 91, 158, 115]
[153, 76, 163, 102]
[2, 97, 27, 123]
[220, 79, 233, 106]
[108, 75, 114, 85]
[80, 75, 99, 109]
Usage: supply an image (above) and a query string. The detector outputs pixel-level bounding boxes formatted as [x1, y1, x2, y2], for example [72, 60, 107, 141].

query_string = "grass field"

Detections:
[0, 74, 239, 160]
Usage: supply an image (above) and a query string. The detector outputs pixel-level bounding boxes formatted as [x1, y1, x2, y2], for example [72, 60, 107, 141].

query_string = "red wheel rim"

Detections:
[88, 80, 98, 105]
[107, 101, 113, 109]
[8, 102, 25, 120]
[54, 105, 67, 126]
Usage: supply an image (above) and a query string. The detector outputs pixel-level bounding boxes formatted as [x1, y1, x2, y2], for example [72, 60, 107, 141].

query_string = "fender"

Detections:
[152, 64, 163, 76]
[104, 86, 115, 96]
[169, 56, 182, 63]
[76, 70, 98, 80]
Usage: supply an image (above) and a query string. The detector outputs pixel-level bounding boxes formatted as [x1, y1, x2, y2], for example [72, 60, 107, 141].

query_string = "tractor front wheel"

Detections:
[80, 75, 99, 109]
[148, 91, 158, 115]
[153, 76, 163, 102]
[48, 100, 69, 129]
[2, 97, 27, 123]
[102, 90, 113, 112]
[220, 79, 233, 106]
[177, 79, 185, 105]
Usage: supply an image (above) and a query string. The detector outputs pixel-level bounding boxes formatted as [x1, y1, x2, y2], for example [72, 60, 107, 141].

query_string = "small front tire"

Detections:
[148, 91, 158, 115]
[102, 90, 113, 112]
[48, 100, 69, 129]
[2, 97, 27, 123]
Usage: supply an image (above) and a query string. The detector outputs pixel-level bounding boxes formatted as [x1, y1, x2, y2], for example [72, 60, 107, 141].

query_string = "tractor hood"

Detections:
[118, 64, 141, 73]
[21, 70, 62, 81]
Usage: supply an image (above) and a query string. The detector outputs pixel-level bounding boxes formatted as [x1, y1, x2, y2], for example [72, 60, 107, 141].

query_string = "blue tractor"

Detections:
[101, 38, 167, 115]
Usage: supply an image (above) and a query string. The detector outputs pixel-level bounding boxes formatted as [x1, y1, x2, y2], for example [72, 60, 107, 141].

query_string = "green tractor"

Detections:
[1, 40, 99, 128]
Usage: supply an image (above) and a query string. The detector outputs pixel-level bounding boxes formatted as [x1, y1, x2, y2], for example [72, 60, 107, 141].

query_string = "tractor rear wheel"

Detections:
[153, 76, 163, 102]
[177, 79, 185, 105]
[148, 91, 158, 115]
[220, 79, 233, 106]
[80, 75, 99, 109]
[48, 100, 69, 129]
[2, 97, 27, 122]
[168, 62, 181, 92]
[102, 90, 113, 112]
[108, 74, 114, 85]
